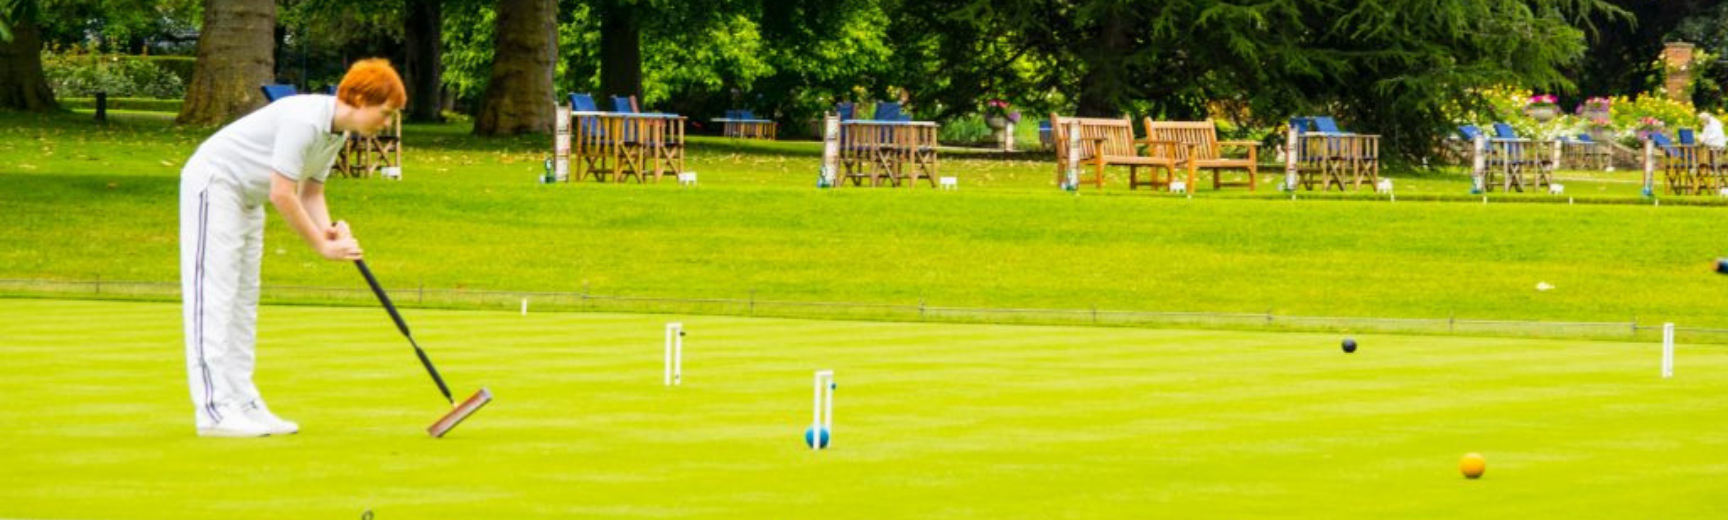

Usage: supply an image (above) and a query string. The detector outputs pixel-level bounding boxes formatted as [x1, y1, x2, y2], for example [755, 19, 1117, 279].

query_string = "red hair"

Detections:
[336, 58, 407, 109]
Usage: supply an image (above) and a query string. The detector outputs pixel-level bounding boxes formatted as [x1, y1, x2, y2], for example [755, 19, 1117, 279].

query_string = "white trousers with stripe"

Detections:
[180, 162, 266, 428]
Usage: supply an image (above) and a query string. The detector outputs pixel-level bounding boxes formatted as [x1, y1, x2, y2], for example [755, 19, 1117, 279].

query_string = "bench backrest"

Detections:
[1143, 119, 1221, 161]
[1049, 113, 1140, 161]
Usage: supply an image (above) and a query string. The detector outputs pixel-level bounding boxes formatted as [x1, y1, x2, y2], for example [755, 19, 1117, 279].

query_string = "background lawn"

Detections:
[1, 299, 1725, 519]
[4, 112, 1728, 336]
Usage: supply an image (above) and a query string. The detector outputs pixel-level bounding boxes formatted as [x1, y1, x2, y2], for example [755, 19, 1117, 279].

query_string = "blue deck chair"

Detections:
[867, 102, 905, 141]
[1489, 122, 1535, 158]
[1491, 122, 1520, 140]
[1038, 119, 1053, 149]
[1649, 132, 1703, 194]
[260, 84, 298, 103]
[1680, 128, 1696, 146]
[569, 92, 600, 112]
[567, 93, 610, 142]
[1457, 125, 1502, 166]
[1312, 116, 1347, 135]
[1650, 132, 1681, 156]
[871, 102, 913, 122]
[1457, 125, 1483, 142]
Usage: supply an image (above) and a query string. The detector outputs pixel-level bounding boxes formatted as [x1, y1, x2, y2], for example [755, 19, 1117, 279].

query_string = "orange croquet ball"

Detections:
[1459, 453, 1486, 479]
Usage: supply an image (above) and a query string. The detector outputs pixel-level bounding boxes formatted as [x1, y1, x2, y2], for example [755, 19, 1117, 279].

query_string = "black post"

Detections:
[94, 92, 107, 122]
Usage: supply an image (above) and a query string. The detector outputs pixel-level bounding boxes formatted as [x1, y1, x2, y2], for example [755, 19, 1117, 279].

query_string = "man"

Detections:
[180, 59, 404, 437]
[1699, 112, 1726, 149]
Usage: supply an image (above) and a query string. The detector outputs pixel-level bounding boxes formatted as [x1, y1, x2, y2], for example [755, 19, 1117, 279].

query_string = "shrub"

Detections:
[42, 50, 186, 99]
[939, 114, 991, 144]
[1453, 86, 1700, 146]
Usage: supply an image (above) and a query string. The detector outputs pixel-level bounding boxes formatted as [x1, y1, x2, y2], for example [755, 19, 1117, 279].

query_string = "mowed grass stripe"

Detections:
[1, 299, 1725, 519]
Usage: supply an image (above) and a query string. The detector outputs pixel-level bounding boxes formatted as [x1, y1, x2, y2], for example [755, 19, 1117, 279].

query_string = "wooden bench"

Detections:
[1142, 119, 1259, 191]
[1049, 113, 1181, 190]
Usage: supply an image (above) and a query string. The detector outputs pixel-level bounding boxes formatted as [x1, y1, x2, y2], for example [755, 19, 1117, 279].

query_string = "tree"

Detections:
[403, 0, 444, 122]
[913, 0, 1627, 162]
[177, 0, 276, 126]
[1576, 0, 1712, 100]
[596, 0, 641, 101]
[473, 0, 556, 135]
[0, 0, 58, 112]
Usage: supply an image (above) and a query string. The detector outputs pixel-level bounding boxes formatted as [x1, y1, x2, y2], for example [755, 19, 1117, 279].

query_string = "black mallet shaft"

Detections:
[356, 259, 455, 404]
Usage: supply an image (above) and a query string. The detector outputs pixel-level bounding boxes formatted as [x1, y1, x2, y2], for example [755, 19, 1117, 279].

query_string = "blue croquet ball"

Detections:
[1342, 338, 1357, 353]
[805, 426, 831, 449]
[1715, 258, 1728, 275]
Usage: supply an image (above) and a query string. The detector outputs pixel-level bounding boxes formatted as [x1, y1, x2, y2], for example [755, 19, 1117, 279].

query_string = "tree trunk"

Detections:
[599, 1, 642, 102]
[1074, 9, 1132, 118]
[0, 21, 58, 112]
[403, 0, 444, 123]
[177, 0, 276, 126]
[474, 0, 556, 135]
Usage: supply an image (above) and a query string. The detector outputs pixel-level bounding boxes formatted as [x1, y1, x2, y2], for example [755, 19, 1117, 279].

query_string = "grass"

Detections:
[4, 109, 1727, 519]
[1, 298, 1724, 519]
[5, 110, 1728, 334]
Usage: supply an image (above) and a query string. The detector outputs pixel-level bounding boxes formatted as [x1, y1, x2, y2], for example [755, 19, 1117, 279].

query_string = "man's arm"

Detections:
[298, 178, 333, 230]
[270, 172, 361, 260]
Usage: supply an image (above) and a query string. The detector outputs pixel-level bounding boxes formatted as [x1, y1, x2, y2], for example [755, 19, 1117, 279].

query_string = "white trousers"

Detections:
[180, 163, 266, 428]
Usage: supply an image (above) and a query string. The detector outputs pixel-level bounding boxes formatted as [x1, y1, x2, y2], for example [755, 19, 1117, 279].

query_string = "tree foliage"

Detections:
[908, 0, 1626, 162]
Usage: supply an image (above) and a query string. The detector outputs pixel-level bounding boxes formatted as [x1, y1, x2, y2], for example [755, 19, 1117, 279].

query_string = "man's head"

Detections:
[336, 59, 407, 136]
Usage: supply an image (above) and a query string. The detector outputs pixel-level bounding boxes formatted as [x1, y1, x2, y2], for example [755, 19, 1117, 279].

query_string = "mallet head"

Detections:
[427, 387, 493, 438]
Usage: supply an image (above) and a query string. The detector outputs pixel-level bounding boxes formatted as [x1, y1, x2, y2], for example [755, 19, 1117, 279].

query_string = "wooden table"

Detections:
[712, 117, 777, 140]
[1292, 133, 1378, 191]
[570, 111, 686, 183]
[335, 112, 402, 178]
[837, 120, 940, 187]
[1482, 138, 1552, 192]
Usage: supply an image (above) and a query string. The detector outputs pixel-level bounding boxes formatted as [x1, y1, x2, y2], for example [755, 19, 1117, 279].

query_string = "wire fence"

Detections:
[6, 277, 1728, 345]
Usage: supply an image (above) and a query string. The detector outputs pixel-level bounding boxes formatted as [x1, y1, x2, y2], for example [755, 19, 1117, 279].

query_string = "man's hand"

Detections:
[325, 220, 353, 240]
[319, 236, 363, 261]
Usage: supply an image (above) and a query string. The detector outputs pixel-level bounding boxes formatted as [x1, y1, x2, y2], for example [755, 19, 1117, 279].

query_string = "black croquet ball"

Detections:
[1342, 338, 1357, 353]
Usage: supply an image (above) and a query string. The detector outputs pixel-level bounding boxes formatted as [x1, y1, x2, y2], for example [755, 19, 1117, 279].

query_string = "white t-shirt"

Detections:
[188, 95, 348, 202]
[1702, 118, 1727, 149]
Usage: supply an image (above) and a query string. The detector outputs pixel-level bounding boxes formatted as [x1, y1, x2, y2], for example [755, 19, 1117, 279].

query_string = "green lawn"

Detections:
[5, 109, 1728, 518]
[5, 110, 1728, 336]
[1, 299, 1724, 519]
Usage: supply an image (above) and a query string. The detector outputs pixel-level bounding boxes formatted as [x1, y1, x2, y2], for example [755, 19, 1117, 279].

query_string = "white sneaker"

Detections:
[197, 409, 276, 438]
[242, 400, 299, 435]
